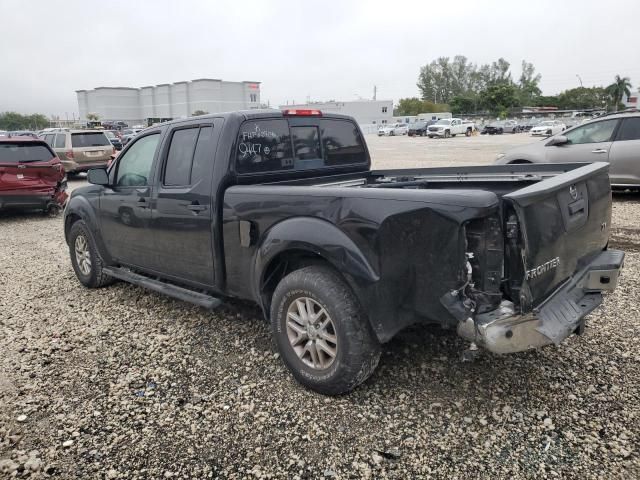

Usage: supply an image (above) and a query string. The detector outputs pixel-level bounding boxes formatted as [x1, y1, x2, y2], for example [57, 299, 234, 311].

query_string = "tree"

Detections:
[556, 87, 607, 110]
[86, 113, 99, 121]
[0, 111, 50, 130]
[417, 56, 521, 105]
[394, 98, 449, 116]
[192, 110, 208, 116]
[606, 75, 632, 112]
[480, 83, 520, 116]
[417, 56, 478, 104]
[517, 60, 542, 105]
[450, 95, 477, 115]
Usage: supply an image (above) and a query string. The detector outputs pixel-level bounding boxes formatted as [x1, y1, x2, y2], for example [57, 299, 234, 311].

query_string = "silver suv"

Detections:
[495, 111, 640, 187]
[41, 129, 113, 173]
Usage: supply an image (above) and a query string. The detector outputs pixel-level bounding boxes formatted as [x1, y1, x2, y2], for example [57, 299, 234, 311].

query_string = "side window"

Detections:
[564, 119, 618, 145]
[617, 118, 640, 141]
[164, 128, 198, 186]
[163, 126, 214, 186]
[190, 126, 213, 183]
[235, 119, 292, 174]
[44, 134, 55, 146]
[320, 119, 366, 166]
[116, 133, 160, 187]
[54, 134, 66, 148]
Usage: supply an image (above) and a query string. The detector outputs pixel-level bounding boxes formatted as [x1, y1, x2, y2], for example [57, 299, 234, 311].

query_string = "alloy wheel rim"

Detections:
[286, 297, 338, 370]
[74, 235, 92, 276]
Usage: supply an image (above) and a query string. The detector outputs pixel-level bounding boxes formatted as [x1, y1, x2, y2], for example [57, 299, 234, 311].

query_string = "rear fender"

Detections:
[253, 217, 379, 313]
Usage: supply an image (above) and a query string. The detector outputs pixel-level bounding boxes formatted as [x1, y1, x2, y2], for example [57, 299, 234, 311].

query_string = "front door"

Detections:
[99, 132, 161, 268]
[146, 121, 220, 287]
[545, 118, 619, 164]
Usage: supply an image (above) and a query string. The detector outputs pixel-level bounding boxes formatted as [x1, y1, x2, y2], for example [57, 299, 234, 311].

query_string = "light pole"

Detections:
[576, 74, 583, 87]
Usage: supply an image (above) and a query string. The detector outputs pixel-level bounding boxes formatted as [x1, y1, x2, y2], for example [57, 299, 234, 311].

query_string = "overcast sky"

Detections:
[1, 0, 639, 117]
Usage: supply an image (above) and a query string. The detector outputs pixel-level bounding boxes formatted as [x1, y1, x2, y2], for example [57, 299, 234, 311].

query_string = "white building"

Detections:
[279, 100, 394, 128]
[77, 79, 261, 126]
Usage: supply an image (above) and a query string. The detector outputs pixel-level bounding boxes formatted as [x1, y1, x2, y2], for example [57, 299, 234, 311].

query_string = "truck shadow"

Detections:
[0, 209, 61, 222]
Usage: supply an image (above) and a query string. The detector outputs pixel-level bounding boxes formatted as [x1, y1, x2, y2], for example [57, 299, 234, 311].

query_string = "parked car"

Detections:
[392, 123, 409, 135]
[63, 109, 623, 395]
[48, 129, 114, 173]
[120, 128, 144, 145]
[104, 130, 123, 150]
[427, 118, 475, 138]
[377, 123, 404, 136]
[495, 111, 640, 186]
[408, 120, 436, 136]
[0, 137, 67, 213]
[520, 119, 540, 132]
[482, 121, 505, 135]
[530, 120, 566, 136]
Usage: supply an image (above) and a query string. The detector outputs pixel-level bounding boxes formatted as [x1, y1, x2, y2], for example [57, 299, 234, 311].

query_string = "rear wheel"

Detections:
[68, 220, 115, 288]
[465, 128, 472, 137]
[270, 266, 381, 395]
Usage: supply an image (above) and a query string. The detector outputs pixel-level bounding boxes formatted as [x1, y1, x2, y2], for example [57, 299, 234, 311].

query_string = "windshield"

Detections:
[434, 119, 450, 125]
[539, 121, 554, 126]
[71, 132, 110, 147]
[412, 122, 427, 128]
[0, 142, 54, 163]
[104, 131, 115, 139]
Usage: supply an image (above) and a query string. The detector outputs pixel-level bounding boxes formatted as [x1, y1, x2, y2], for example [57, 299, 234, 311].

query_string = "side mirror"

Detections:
[546, 135, 569, 146]
[87, 168, 110, 186]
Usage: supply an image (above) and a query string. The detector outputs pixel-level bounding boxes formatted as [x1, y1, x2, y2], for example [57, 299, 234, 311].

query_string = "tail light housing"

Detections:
[282, 109, 322, 116]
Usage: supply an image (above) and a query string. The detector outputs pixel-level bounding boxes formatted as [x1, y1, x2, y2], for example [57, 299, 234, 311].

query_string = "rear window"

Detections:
[235, 118, 366, 174]
[0, 143, 54, 163]
[71, 132, 110, 147]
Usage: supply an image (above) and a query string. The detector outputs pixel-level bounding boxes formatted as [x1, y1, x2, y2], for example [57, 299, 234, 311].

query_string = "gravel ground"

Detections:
[1, 135, 639, 479]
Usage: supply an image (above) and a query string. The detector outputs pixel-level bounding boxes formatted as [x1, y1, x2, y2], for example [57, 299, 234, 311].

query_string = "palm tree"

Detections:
[606, 75, 632, 112]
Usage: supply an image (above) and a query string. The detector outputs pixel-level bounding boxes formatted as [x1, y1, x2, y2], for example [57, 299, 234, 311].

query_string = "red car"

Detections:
[0, 137, 68, 214]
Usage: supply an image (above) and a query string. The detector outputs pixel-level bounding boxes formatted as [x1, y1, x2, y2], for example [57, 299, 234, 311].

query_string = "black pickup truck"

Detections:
[64, 109, 624, 395]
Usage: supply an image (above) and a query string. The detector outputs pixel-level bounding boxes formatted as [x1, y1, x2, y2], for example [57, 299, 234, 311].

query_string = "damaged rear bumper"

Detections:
[458, 249, 625, 354]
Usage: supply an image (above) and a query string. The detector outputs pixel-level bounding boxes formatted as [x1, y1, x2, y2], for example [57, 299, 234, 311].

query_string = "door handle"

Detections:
[136, 197, 149, 209]
[591, 149, 608, 154]
[187, 204, 207, 213]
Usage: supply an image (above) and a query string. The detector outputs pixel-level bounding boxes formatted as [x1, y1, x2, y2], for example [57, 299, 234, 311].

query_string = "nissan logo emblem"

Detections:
[569, 184, 578, 200]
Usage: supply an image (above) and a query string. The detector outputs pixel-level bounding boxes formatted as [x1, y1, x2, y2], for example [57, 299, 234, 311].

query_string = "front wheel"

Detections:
[68, 220, 115, 288]
[444, 130, 451, 138]
[270, 266, 381, 395]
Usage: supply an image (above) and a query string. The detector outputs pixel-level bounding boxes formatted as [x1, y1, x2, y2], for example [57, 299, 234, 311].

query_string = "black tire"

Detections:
[451, 134, 456, 137]
[444, 130, 451, 138]
[499, 128, 504, 135]
[465, 129, 472, 137]
[68, 220, 115, 288]
[270, 265, 381, 395]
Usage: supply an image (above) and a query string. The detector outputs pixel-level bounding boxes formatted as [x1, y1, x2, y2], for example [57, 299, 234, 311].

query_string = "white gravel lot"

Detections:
[0, 133, 638, 479]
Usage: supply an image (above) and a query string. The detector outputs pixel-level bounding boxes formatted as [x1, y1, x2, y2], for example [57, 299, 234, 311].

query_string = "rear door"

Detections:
[608, 116, 640, 186]
[147, 120, 222, 287]
[545, 118, 619, 164]
[504, 162, 611, 308]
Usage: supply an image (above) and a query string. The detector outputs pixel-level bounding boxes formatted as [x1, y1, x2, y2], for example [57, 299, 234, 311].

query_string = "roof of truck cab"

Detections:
[155, 109, 356, 128]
